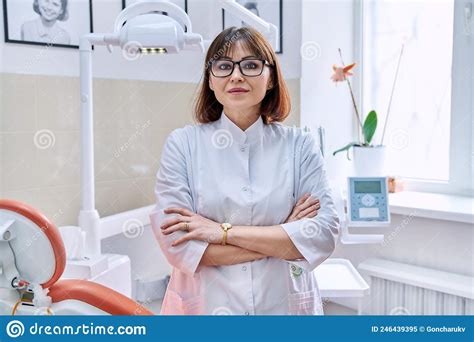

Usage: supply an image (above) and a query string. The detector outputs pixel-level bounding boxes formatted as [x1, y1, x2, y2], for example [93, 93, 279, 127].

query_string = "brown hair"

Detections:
[194, 27, 291, 124]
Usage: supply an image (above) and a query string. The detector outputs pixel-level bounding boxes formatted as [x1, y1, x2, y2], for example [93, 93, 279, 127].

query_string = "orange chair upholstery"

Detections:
[49, 279, 153, 315]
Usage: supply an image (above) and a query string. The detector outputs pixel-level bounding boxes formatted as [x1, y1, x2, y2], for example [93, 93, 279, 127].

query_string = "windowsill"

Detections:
[388, 191, 473, 224]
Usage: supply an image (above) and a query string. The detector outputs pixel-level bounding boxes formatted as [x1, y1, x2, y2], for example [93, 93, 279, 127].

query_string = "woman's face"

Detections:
[38, 0, 63, 22]
[209, 41, 273, 117]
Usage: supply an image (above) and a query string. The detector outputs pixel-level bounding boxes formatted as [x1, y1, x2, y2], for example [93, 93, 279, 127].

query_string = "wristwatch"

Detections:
[220, 222, 232, 245]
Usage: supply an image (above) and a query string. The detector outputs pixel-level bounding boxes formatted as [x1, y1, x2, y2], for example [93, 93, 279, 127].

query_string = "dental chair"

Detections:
[0, 199, 153, 315]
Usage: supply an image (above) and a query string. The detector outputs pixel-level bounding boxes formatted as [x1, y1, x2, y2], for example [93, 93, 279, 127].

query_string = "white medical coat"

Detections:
[150, 112, 339, 315]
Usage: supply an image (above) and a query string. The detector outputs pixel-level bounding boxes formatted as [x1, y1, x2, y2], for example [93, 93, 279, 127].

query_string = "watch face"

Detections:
[222, 223, 232, 230]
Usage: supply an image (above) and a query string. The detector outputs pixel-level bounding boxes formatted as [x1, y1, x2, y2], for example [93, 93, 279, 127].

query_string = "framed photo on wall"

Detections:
[2, 0, 93, 49]
[222, 0, 283, 54]
[122, 0, 187, 13]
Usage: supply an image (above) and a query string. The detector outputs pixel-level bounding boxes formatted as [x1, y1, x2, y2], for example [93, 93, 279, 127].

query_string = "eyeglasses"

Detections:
[210, 58, 272, 78]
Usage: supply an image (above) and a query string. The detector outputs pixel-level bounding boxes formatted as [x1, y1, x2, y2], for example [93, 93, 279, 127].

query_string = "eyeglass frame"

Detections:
[209, 58, 274, 78]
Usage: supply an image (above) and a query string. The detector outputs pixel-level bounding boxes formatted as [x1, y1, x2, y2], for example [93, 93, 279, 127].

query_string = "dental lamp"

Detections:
[78, 1, 206, 261]
[73, 1, 279, 294]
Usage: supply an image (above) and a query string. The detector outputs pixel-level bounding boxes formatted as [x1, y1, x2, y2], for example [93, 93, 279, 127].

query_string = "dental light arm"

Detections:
[219, 0, 279, 51]
[78, 2, 205, 258]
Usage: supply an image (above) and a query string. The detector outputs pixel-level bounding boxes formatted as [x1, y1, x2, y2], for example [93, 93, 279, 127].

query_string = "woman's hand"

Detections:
[285, 193, 320, 223]
[160, 207, 223, 246]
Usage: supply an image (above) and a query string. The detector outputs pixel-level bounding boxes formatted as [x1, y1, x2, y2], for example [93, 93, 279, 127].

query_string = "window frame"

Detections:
[353, 0, 473, 197]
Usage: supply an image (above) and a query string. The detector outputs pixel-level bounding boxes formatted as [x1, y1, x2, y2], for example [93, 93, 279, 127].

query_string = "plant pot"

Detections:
[353, 145, 387, 177]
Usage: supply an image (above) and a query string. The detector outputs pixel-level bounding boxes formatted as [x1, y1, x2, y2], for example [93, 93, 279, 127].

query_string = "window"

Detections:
[357, 0, 472, 195]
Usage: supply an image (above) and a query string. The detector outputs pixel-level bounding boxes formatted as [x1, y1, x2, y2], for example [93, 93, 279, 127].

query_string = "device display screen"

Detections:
[354, 181, 381, 193]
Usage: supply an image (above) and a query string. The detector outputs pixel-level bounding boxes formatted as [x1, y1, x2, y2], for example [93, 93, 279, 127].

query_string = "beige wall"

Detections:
[0, 73, 300, 226]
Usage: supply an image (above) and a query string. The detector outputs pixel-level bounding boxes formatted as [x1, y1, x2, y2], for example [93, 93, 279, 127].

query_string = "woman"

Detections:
[150, 27, 339, 315]
[21, 0, 70, 45]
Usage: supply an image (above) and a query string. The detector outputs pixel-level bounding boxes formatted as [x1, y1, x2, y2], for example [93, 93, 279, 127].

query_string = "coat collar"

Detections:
[217, 111, 264, 145]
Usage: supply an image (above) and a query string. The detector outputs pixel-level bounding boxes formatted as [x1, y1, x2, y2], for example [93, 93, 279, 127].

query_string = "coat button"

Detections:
[240, 146, 246, 152]
[242, 266, 247, 271]
[244, 311, 250, 315]
[242, 186, 248, 192]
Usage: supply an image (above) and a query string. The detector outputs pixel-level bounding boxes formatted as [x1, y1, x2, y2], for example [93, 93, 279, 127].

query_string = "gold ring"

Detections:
[184, 222, 189, 231]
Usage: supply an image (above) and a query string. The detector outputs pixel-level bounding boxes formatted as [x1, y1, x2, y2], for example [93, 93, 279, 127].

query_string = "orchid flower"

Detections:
[331, 51, 376, 159]
[332, 46, 403, 159]
[330, 62, 356, 82]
